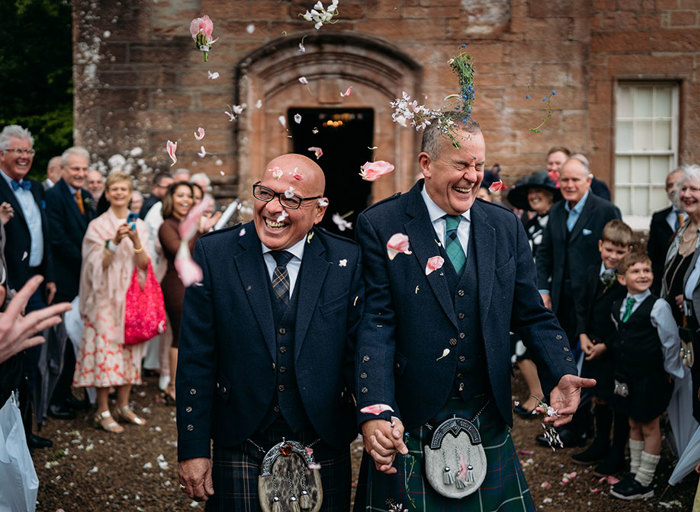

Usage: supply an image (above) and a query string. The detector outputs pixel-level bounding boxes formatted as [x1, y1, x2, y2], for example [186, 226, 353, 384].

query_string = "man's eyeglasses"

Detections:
[3, 148, 35, 156]
[252, 182, 321, 209]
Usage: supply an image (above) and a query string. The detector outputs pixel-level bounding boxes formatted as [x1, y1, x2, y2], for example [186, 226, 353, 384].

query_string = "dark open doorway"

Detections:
[288, 108, 374, 238]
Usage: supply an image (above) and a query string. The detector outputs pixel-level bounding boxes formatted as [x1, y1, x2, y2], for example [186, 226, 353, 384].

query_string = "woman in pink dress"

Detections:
[74, 172, 151, 433]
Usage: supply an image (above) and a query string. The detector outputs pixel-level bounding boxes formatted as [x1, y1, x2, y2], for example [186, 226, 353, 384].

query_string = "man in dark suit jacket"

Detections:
[176, 154, 362, 510]
[0, 124, 56, 449]
[647, 168, 685, 295]
[45, 146, 95, 417]
[354, 119, 590, 510]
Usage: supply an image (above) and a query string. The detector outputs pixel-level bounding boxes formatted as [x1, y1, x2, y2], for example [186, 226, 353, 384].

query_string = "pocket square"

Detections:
[583, 228, 592, 236]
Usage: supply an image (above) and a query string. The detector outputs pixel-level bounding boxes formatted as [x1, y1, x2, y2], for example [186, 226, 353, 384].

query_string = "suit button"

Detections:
[458, 289, 465, 297]
[449, 338, 457, 346]
[273, 405, 280, 413]
[190, 388, 197, 396]
[459, 356, 466, 362]
[221, 386, 227, 393]
[458, 312, 465, 319]
[459, 332, 465, 339]
[279, 366, 287, 373]
[185, 406, 192, 413]
[360, 372, 367, 379]
[280, 346, 287, 353]
[563, 347, 570, 352]
[457, 373, 464, 379]
[565, 356, 573, 362]
[556, 335, 563, 340]
[361, 387, 368, 394]
[279, 328, 286, 335]
[186, 424, 194, 431]
[278, 385, 285, 392]
[362, 355, 370, 363]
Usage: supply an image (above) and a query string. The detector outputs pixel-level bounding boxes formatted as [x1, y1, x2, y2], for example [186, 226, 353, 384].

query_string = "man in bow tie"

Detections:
[0, 124, 56, 449]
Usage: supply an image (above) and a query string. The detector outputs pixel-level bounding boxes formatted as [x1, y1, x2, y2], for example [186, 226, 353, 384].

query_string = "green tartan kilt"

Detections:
[355, 395, 535, 512]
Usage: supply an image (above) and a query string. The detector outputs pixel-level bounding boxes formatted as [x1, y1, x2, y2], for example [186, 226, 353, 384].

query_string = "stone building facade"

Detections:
[73, 0, 700, 225]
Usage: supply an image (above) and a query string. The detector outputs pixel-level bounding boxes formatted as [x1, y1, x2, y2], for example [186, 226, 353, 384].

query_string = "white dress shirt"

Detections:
[420, 184, 471, 255]
[261, 236, 307, 297]
[1, 169, 44, 267]
[619, 289, 684, 379]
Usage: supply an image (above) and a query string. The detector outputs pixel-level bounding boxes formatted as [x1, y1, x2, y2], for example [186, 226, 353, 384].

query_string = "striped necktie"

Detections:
[444, 215, 466, 275]
[271, 251, 293, 306]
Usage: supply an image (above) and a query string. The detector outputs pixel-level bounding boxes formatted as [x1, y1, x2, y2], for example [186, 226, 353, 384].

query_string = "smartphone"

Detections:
[127, 212, 138, 230]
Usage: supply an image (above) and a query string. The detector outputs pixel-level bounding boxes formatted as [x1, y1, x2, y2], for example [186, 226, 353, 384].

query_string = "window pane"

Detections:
[653, 120, 671, 151]
[634, 121, 653, 151]
[617, 87, 633, 118]
[615, 187, 631, 215]
[635, 87, 653, 117]
[631, 155, 650, 183]
[632, 187, 649, 216]
[616, 121, 634, 151]
[655, 87, 672, 117]
[650, 155, 671, 184]
[616, 156, 631, 183]
[650, 186, 668, 212]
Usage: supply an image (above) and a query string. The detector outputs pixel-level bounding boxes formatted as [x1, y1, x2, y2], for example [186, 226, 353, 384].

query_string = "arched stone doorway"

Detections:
[235, 31, 421, 213]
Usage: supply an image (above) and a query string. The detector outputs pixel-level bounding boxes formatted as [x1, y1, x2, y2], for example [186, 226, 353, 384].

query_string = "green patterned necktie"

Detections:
[621, 297, 635, 323]
[445, 215, 466, 275]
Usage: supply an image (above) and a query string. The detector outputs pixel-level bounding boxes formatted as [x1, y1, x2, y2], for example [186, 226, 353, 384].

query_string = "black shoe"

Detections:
[610, 475, 653, 500]
[514, 404, 537, 419]
[594, 452, 627, 476]
[48, 403, 77, 420]
[572, 441, 609, 464]
[65, 394, 91, 410]
[28, 433, 53, 449]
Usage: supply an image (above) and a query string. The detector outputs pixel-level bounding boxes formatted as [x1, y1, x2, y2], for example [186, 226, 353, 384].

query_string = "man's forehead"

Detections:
[9, 137, 31, 147]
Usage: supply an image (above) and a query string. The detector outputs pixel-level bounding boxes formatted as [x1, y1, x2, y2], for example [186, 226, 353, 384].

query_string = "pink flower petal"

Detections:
[606, 475, 620, 485]
[359, 160, 395, 182]
[386, 233, 411, 260]
[268, 167, 284, 180]
[308, 146, 323, 159]
[166, 140, 177, 166]
[340, 86, 352, 97]
[489, 179, 506, 192]
[360, 404, 395, 415]
[194, 127, 205, 140]
[292, 169, 304, 180]
[425, 256, 444, 275]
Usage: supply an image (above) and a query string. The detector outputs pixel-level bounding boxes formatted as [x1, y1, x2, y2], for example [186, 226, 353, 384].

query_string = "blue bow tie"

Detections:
[10, 180, 30, 191]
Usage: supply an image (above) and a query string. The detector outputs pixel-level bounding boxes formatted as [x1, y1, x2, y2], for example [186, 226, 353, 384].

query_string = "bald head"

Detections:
[47, 156, 62, 183]
[263, 153, 326, 196]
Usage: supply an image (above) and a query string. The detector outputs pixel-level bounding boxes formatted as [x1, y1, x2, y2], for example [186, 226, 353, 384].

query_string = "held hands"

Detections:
[580, 334, 606, 361]
[361, 418, 408, 474]
[178, 457, 214, 501]
[538, 374, 596, 428]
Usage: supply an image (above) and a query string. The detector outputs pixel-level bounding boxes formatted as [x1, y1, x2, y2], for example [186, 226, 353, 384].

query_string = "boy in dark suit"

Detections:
[571, 220, 632, 475]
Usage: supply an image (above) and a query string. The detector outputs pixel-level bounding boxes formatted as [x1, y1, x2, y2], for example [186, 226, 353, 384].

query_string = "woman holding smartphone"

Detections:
[74, 171, 151, 433]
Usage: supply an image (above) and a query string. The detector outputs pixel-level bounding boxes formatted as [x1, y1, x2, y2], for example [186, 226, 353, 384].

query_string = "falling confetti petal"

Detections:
[268, 167, 284, 180]
[278, 115, 286, 127]
[425, 256, 444, 275]
[166, 140, 177, 166]
[435, 348, 450, 361]
[197, 146, 206, 158]
[194, 127, 205, 140]
[284, 186, 295, 198]
[359, 160, 395, 181]
[292, 169, 304, 180]
[386, 233, 412, 260]
[340, 86, 352, 97]
[276, 210, 289, 223]
[415, 285, 419, 294]
[360, 404, 394, 415]
[368, 146, 378, 150]
[317, 198, 328, 207]
[308, 146, 323, 159]
[339, 259, 347, 267]
[489, 180, 506, 192]
[332, 213, 353, 231]
[312, 127, 319, 134]
[239, 228, 246, 237]
[294, 113, 302, 124]
[246, 24, 255, 34]
[255, 99, 262, 109]
[299, 77, 309, 85]
[207, 70, 219, 80]
[298, 41, 306, 53]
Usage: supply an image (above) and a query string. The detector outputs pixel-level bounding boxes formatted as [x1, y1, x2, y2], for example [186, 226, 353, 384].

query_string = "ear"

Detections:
[617, 273, 626, 286]
[313, 197, 328, 225]
[598, 240, 603, 252]
[418, 152, 432, 178]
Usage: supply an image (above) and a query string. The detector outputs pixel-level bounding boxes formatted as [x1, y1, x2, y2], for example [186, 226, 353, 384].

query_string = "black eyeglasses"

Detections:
[252, 182, 321, 209]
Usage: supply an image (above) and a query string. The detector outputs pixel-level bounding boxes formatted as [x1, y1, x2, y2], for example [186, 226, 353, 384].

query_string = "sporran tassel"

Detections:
[443, 466, 455, 485]
[467, 464, 475, 483]
[299, 490, 312, 510]
[289, 496, 301, 512]
[272, 497, 282, 512]
[455, 477, 467, 489]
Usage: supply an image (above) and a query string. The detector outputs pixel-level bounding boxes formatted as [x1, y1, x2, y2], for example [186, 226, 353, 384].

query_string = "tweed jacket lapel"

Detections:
[470, 201, 496, 327]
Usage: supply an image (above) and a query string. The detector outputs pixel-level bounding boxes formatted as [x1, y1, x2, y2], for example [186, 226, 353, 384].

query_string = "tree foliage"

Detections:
[0, 0, 72, 179]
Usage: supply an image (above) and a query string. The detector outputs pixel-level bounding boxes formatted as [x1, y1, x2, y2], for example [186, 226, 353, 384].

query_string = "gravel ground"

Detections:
[30, 372, 697, 511]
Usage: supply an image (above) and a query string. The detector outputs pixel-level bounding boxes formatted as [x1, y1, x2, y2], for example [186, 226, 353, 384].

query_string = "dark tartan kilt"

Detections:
[354, 395, 535, 512]
[611, 372, 673, 423]
[207, 427, 351, 512]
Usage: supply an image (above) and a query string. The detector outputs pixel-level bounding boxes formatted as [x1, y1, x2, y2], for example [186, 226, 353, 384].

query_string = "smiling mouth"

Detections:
[265, 218, 288, 230]
[453, 186, 472, 194]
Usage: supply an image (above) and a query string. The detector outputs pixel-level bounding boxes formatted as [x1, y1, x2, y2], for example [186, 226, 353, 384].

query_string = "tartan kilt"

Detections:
[207, 427, 351, 512]
[355, 395, 535, 512]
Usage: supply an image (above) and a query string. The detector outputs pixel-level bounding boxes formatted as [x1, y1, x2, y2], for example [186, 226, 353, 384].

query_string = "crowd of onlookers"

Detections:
[0, 121, 699, 504]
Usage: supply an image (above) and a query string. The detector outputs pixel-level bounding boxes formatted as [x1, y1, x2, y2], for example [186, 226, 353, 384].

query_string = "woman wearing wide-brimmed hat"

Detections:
[507, 171, 562, 418]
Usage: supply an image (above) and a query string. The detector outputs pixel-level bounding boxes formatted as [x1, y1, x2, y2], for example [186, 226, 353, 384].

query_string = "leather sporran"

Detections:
[258, 439, 323, 512]
[423, 417, 487, 498]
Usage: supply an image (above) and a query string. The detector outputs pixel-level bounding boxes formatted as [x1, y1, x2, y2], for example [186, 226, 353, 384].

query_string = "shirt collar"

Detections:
[261, 235, 307, 262]
[65, 181, 77, 195]
[599, 262, 607, 277]
[626, 289, 651, 303]
[420, 182, 471, 224]
[0, 169, 18, 187]
[565, 189, 590, 214]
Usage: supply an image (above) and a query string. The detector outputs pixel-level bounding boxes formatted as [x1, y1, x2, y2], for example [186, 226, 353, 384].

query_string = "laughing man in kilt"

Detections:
[354, 117, 595, 512]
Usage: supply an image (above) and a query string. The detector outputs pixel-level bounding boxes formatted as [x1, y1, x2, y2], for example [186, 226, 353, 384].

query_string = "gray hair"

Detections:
[420, 116, 481, 160]
[0, 125, 34, 150]
[172, 168, 191, 179]
[564, 154, 593, 178]
[679, 164, 700, 188]
[190, 172, 211, 192]
[60, 146, 90, 166]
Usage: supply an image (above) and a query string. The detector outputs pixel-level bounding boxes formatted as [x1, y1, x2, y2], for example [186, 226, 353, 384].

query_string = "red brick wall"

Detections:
[73, 0, 700, 199]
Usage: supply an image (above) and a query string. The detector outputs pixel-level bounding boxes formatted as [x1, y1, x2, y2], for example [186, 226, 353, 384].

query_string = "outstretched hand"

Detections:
[178, 457, 214, 501]
[361, 418, 408, 474]
[539, 374, 596, 427]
